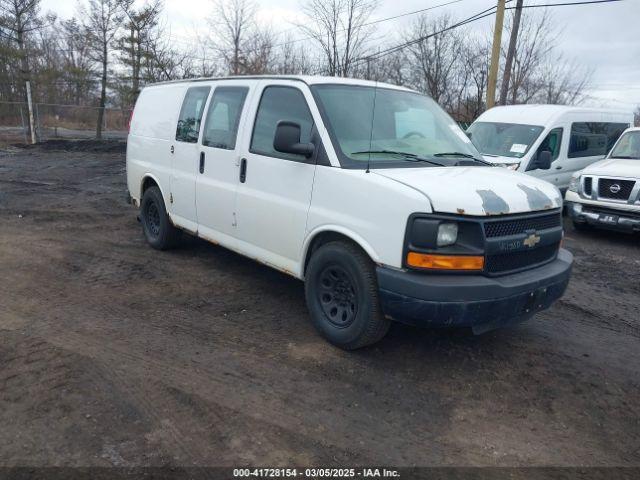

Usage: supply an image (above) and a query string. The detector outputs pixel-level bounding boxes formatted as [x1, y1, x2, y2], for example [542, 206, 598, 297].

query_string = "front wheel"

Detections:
[140, 186, 180, 250]
[304, 241, 390, 350]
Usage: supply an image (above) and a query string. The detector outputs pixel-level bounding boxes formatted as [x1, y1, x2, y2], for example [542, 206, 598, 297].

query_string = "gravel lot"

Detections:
[0, 142, 639, 469]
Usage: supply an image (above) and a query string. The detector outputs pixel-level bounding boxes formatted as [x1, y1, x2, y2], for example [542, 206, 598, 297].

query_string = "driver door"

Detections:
[528, 127, 565, 187]
[233, 81, 318, 274]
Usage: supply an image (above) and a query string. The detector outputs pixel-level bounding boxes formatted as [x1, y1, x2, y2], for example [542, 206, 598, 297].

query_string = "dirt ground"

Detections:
[0, 142, 639, 469]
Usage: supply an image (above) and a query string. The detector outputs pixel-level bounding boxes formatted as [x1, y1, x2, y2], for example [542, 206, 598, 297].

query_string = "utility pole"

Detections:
[25, 80, 36, 144]
[486, 0, 506, 109]
[499, 0, 524, 105]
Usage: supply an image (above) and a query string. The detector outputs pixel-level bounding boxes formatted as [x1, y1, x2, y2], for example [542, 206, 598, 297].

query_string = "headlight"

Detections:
[568, 176, 579, 192]
[437, 222, 458, 247]
[504, 162, 520, 171]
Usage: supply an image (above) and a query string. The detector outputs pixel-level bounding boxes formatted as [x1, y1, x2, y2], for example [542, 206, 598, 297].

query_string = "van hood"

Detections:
[582, 158, 640, 178]
[373, 166, 562, 216]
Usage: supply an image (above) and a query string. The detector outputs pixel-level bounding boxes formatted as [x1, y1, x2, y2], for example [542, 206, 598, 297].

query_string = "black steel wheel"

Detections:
[318, 264, 358, 328]
[305, 240, 390, 350]
[140, 186, 180, 250]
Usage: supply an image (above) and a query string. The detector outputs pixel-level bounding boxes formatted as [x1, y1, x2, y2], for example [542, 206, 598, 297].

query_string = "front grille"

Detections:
[484, 213, 561, 238]
[598, 178, 635, 200]
[583, 177, 592, 196]
[485, 242, 560, 274]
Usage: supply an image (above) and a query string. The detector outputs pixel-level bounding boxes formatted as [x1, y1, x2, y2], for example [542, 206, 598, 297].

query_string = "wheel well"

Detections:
[141, 176, 158, 197]
[303, 231, 371, 276]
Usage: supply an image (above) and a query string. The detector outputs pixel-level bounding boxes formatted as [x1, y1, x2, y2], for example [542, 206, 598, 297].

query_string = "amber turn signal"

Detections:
[406, 252, 484, 271]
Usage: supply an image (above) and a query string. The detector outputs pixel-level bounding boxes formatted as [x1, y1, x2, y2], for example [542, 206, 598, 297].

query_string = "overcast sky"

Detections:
[41, 0, 640, 110]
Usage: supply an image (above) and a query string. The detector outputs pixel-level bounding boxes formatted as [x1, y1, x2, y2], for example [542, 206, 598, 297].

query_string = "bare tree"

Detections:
[537, 56, 592, 105]
[502, 9, 555, 104]
[403, 14, 463, 109]
[209, 0, 255, 75]
[0, 0, 42, 135]
[81, 0, 125, 139]
[635, 105, 640, 127]
[59, 18, 96, 105]
[299, 0, 377, 77]
[275, 33, 313, 75]
[117, 0, 162, 106]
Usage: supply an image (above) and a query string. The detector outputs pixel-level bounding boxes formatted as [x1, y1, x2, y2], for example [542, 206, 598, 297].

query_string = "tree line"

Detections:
[0, 0, 627, 139]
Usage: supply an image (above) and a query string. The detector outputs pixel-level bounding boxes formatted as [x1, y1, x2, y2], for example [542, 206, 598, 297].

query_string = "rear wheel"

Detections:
[305, 241, 390, 350]
[140, 186, 180, 250]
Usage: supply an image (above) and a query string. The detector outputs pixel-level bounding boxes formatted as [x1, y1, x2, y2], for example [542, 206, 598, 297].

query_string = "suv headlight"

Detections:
[504, 162, 520, 170]
[437, 222, 458, 246]
[568, 176, 579, 193]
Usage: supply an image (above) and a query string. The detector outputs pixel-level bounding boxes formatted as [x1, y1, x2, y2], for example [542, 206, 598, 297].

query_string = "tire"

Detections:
[140, 186, 180, 250]
[304, 241, 390, 350]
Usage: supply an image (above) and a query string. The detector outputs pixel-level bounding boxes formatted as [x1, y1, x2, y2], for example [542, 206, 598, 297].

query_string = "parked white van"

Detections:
[467, 105, 633, 192]
[566, 127, 640, 232]
[127, 76, 573, 349]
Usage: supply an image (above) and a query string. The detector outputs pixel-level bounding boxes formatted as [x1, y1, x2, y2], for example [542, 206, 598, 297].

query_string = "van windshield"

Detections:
[609, 130, 640, 159]
[467, 122, 544, 159]
[311, 85, 483, 168]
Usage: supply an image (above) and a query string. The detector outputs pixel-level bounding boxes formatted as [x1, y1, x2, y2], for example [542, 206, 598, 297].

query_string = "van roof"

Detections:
[476, 104, 632, 125]
[147, 74, 414, 92]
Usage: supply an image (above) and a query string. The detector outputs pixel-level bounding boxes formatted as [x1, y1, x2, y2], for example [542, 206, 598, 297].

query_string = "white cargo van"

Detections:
[467, 105, 633, 192]
[566, 127, 640, 232]
[127, 76, 573, 349]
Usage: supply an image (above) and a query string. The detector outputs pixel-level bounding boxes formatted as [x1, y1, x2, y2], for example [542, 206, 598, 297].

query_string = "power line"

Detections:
[269, 0, 471, 49]
[506, 0, 623, 9]
[355, 3, 503, 65]
[355, 0, 624, 65]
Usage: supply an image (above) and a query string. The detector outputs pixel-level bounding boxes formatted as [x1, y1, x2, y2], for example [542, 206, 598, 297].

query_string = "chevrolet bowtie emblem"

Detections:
[523, 233, 541, 248]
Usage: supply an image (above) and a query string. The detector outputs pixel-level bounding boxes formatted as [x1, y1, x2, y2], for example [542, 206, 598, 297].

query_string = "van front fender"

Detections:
[300, 225, 381, 279]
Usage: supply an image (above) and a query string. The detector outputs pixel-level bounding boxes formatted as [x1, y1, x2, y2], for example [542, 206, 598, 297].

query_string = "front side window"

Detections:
[467, 122, 544, 159]
[568, 122, 629, 158]
[609, 130, 640, 159]
[176, 86, 210, 143]
[536, 127, 563, 161]
[250, 86, 314, 161]
[312, 84, 482, 168]
[202, 87, 248, 150]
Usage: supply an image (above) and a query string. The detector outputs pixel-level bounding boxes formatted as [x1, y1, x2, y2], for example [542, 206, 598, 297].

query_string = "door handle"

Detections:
[170, 145, 174, 154]
[239, 158, 247, 183]
[555, 165, 562, 170]
[199, 152, 205, 174]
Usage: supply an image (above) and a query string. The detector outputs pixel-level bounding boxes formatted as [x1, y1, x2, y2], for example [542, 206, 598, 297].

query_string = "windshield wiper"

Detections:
[351, 149, 418, 157]
[433, 152, 493, 166]
[351, 150, 444, 166]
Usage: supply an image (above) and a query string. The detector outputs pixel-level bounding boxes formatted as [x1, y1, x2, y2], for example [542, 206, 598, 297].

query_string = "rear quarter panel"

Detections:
[127, 84, 187, 205]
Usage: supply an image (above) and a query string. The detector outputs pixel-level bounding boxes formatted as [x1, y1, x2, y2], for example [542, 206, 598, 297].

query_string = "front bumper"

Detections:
[567, 201, 640, 232]
[377, 249, 573, 334]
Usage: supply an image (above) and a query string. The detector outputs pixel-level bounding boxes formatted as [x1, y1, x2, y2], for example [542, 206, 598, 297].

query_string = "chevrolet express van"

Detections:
[467, 105, 633, 192]
[127, 76, 573, 349]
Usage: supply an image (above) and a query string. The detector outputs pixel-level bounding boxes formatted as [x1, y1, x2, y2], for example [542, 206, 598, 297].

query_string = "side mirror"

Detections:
[533, 150, 552, 170]
[274, 121, 315, 158]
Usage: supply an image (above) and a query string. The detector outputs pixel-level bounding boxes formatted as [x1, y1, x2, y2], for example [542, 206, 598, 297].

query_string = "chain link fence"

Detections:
[0, 101, 131, 146]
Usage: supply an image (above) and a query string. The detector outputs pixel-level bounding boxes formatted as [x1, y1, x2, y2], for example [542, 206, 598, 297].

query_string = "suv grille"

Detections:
[598, 178, 635, 200]
[485, 242, 560, 274]
[484, 213, 561, 238]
